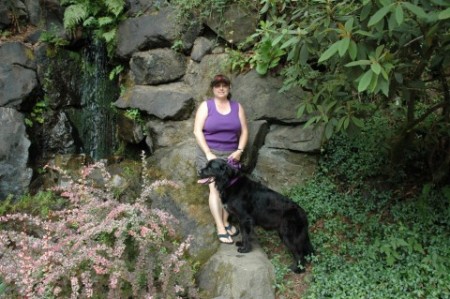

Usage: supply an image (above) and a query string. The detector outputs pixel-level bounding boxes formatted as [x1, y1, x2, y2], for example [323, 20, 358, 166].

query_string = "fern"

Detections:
[63, 3, 89, 30]
[105, 0, 125, 17]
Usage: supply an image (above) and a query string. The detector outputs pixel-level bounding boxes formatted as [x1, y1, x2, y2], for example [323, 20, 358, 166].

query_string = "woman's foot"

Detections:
[217, 232, 233, 244]
[225, 224, 239, 237]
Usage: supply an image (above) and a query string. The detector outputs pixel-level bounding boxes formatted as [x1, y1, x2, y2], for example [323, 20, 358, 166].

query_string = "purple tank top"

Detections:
[203, 99, 241, 151]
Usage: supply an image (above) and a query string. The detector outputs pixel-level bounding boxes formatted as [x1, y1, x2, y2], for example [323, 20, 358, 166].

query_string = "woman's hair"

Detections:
[210, 74, 231, 88]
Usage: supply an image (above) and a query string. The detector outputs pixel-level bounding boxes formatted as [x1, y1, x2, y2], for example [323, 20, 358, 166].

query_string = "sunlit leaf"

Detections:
[348, 40, 358, 60]
[371, 62, 382, 74]
[318, 40, 340, 63]
[345, 60, 371, 67]
[358, 70, 373, 92]
[438, 8, 450, 20]
[368, 5, 392, 27]
[395, 4, 404, 25]
[339, 38, 350, 57]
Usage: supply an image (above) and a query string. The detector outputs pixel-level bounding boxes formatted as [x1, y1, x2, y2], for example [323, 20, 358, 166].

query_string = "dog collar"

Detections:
[228, 176, 239, 187]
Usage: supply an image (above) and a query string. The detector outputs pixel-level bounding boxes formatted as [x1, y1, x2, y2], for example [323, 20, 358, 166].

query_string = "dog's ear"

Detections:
[223, 162, 238, 178]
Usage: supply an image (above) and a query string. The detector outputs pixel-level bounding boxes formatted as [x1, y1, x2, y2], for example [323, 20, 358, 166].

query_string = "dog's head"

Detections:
[198, 159, 239, 187]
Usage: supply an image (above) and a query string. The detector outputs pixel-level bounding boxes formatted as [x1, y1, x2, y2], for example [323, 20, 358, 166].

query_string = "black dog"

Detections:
[198, 158, 314, 273]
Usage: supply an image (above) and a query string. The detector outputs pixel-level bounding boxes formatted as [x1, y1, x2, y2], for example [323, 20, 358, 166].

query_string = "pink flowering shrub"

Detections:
[0, 154, 198, 298]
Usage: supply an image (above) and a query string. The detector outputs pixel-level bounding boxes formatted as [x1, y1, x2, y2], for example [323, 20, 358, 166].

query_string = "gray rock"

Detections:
[0, 108, 32, 200]
[0, 42, 36, 69]
[266, 124, 324, 153]
[146, 119, 193, 149]
[116, 6, 201, 58]
[233, 70, 311, 123]
[130, 48, 186, 85]
[114, 83, 195, 120]
[206, 3, 259, 47]
[0, 64, 39, 108]
[191, 37, 214, 62]
[197, 241, 276, 299]
[252, 146, 318, 193]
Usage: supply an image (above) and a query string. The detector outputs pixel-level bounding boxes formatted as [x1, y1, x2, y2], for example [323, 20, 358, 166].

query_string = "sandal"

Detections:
[225, 224, 240, 237]
[218, 233, 234, 244]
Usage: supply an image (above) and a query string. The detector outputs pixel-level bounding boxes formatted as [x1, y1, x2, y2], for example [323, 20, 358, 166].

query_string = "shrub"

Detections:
[0, 156, 198, 298]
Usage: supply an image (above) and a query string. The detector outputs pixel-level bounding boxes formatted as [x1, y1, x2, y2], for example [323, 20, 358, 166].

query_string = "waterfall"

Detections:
[70, 40, 118, 160]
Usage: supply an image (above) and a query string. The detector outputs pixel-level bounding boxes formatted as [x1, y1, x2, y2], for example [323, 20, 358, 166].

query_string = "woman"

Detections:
[193, 74, 249, 244]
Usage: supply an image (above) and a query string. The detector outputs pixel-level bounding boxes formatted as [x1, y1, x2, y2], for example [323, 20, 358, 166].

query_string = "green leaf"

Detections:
[318, 40, 340, 63]
[371, 62, 382, 74]
[338, 38, 350, 57]
[299, 44, 309, 65]
[368, 5, 392, 27]
[358, 70, 373, 92]
[438, 8, 450, 20]
[344, 18, 354, 32]
[98, 16, 113, 26]
[297, 104, 306, 118]
[63, 4, 89, 29]
[351, 116, 364, 128]
[102, 28, 116, 43]
[360, 2, 372, 21]
[348, 40, 358, 60]
[402, 2, 428, 19]
[272, 34, 284, 46]
[256, 63, 269, 75]
[281, 36, 299, 49]
[378, 79, 390, 97]
[336, 116, 346, 132]
[395, 4, 404, 25]
[324, 122, 334, 139]
[345, 60, 371, 67]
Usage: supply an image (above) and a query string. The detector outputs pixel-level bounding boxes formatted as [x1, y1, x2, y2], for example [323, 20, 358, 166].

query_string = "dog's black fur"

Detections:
[199, 158, 314, 273]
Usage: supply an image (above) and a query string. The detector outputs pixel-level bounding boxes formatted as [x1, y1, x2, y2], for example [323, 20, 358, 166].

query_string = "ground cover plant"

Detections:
[259, 112, 450, 299]
[0, 155, 198, 298]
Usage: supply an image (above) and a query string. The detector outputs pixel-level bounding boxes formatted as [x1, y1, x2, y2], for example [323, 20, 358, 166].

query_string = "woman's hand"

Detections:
[206, 151, 217, 161]
[228, 149, 243, 162]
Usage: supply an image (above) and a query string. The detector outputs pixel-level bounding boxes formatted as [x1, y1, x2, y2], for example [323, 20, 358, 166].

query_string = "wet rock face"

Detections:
[0, 108, 32, 200]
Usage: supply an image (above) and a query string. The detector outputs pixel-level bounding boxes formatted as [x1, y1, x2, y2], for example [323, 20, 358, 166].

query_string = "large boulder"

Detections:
[233, 70, 311, 124]
[252, 146, 318, 193]
[0, 108, 32, 200]
[265, 123, 324, 153]
[116, 6, 201, 58]
[197, 242, 276, 299]
[130, 48, 186, 85]
[206, 3, 259, 46]
[0, 42, 39, 108]
[114, 83, 195, 120]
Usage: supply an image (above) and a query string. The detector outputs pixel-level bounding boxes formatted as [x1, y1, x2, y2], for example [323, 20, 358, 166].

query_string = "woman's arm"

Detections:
[193, 101, 216, 161]
[229, 103, 249, 161]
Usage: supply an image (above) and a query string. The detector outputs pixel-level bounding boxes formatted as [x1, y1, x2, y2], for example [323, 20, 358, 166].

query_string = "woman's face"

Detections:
[212, 83, 230, 99]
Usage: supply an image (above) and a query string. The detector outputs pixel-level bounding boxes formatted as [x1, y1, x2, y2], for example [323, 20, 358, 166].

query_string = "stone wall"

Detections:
[0, 0, 322, 199]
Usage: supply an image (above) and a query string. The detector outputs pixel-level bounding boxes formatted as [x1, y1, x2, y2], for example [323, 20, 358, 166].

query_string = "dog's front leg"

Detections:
[236, 215, 253, 253]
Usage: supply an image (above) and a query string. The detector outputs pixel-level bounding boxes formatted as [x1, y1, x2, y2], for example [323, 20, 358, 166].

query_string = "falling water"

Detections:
[71, 40, 118, 160]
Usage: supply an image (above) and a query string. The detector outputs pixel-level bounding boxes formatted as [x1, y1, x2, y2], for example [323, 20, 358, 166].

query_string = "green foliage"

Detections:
[61, 0, 126, 56]
[124, 108, 143, 123]
[25, 99, 48, 127]
[0, 191, 66, 218]
[245, 0, 450, 153]
[277, 109, 450, 299]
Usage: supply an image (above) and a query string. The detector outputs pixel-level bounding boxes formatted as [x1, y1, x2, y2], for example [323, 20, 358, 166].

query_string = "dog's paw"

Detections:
[235, 241, 242, 247]
[237, 246, 251, 253]
[290, 264, 305, 274]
